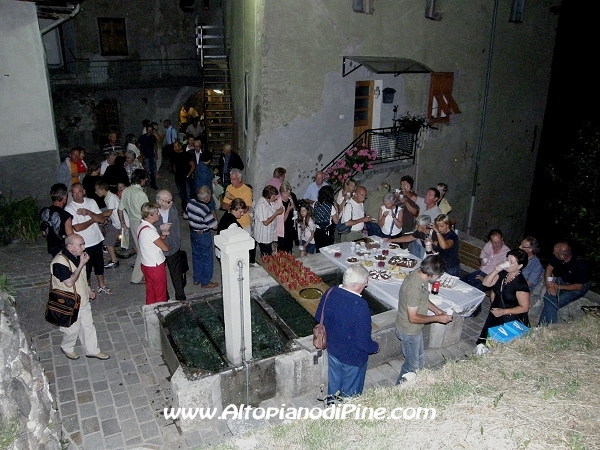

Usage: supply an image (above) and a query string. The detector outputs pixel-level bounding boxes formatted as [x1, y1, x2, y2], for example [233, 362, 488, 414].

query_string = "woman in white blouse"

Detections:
[253, 185, 284, 257]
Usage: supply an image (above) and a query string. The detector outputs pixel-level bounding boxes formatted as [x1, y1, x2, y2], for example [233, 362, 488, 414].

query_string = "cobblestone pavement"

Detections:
[0, 181, 488, 449]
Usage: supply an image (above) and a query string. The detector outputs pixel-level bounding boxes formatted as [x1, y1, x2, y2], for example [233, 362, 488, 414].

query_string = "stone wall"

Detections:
[0, 289, 61, 450]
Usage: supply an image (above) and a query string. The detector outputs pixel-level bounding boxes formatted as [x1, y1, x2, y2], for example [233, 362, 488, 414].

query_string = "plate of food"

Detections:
[438, 274, 458, 289]
[368, 269, 392, 281]
[393, 272, 408, 280]
[299, 288, 323, 299]
[374, 254, 387, 261]
[360, 260, 374, 267]
[388, 256, 418, 268]
[347, 257, 359, 263]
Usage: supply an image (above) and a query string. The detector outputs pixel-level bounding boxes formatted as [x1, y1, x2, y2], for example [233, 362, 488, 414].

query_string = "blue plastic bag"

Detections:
[488, 320, 529, 343]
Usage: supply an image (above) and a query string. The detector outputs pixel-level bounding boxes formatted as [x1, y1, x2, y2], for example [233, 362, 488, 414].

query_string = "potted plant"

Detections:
[324, 144, 378, 189]
[395, 112, 430, 134]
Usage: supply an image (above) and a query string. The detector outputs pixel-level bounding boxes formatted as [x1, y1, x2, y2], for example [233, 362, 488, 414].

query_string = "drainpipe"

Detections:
[466, 0, 499, 235]
[40, 3, 81, 36]
[237, 260, 251, 406]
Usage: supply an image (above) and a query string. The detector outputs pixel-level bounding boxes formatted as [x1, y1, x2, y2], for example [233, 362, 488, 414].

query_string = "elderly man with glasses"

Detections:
[154, 190, 187, 300]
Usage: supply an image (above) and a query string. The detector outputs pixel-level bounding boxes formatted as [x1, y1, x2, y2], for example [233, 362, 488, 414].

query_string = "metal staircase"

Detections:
[196, 22, 235, 161]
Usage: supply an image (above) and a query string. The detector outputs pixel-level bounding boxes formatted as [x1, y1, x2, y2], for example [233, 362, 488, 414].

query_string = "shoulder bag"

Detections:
[313, 288, 333, 350]
[45, 256, 81, 327]
[336, 204, 352, 234]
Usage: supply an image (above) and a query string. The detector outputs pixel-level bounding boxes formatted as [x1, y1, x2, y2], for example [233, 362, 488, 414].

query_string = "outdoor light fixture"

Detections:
[374, 87, 380, 99]
[213, 89, 223, 94]
[509, 0, 525, 23]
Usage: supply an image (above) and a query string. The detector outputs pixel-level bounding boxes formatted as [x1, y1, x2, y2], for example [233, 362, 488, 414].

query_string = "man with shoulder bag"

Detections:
[315, 265, 379, 400]
[50, 234, 109, 361]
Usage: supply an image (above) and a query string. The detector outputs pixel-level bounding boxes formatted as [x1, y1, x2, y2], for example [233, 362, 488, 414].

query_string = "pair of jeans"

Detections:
[145, 156, 157, 186]
[190, 231, 214, 286]
[395, 328, 424, 382]
[539, 278, 590, 324]
[461, 270, 488, 292]
[327, 353, 368, 397]
[409, 240, 425, 259]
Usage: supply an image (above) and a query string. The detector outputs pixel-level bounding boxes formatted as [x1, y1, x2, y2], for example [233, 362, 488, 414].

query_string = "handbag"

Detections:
[45, 256, 81, 327]
[313, 288, 333, 350]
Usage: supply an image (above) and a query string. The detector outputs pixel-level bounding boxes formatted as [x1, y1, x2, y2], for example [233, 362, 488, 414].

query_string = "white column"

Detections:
[214, 228, 255, 365]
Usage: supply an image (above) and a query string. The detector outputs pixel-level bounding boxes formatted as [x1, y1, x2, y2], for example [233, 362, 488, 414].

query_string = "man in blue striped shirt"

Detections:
[186, 186, 218, 288]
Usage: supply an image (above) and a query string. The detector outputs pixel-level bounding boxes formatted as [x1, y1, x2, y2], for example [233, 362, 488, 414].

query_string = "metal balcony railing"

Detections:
[49, 59, 202, 88]
[322, 127, 419, 190]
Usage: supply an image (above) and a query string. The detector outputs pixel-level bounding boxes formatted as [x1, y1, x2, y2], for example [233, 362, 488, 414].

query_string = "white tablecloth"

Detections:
[320, 240, 485, 316]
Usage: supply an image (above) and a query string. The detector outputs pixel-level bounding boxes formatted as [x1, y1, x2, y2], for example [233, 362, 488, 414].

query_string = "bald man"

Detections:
[52, 234, 109, 360]
[303, 170, 329, 205]
[539, 241, 590, 324]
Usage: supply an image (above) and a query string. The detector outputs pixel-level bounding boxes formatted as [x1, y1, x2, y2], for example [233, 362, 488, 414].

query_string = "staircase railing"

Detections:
[321, 127, 419, 190]
[195, 23, 226, 67]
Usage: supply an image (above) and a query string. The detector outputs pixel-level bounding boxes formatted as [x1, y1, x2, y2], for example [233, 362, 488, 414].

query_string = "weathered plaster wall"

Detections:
[71, 0, 196, 60]
[225, 0, 265, 175]
[228, 0, 558, 244]
[0, 0, 59, 202]
[53, 86, 200, 154]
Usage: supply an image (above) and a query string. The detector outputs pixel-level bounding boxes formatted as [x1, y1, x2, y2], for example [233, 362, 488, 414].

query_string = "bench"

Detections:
[457, 231, 484, 273]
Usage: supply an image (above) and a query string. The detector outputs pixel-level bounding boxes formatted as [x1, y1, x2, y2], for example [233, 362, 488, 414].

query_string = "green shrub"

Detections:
[0, 193, 40, 246]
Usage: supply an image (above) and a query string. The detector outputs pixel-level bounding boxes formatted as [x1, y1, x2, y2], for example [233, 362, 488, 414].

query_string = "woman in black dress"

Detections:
[476, 248, 530, 347]
[277, 181, 298, 253]
[217, 198, 246, 233]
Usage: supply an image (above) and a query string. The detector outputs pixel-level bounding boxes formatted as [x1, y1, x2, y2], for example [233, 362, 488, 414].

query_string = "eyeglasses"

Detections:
[520, 245, 532, 249]
[162, 199, 173, 204]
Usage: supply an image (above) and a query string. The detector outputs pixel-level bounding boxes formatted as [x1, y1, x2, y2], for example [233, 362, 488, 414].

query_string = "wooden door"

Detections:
[353, 80, 374, 140]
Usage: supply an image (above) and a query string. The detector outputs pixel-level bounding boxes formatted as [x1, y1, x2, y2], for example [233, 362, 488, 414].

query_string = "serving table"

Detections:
[319, 239, 485, 317]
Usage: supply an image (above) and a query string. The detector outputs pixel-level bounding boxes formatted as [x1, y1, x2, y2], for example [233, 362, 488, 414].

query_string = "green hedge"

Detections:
[0, 194, 40, 246]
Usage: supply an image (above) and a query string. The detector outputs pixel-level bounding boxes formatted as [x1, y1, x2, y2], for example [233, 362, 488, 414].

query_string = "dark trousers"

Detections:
[165, 251, 186, 300]
[174, 177, 190, 212]
[163, 143, 174, 171]
[315, 227, 334, 253]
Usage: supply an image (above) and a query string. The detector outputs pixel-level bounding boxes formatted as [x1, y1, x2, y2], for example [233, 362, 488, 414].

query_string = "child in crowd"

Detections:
[298, 203, 316, 256]
[212, 166, 224, 208]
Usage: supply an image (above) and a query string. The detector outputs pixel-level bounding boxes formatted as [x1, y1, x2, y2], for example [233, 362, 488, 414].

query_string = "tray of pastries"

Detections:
[368, 269, 392, 281]
[388, 256, 417, 268]
[438, 273, 458, 289]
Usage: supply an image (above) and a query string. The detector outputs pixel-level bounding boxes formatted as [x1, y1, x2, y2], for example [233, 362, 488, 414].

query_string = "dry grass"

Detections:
[208, 315, 600, 450]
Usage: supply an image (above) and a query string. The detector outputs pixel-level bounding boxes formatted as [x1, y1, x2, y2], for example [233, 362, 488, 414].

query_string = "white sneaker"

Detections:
[475, 343, 489, 356]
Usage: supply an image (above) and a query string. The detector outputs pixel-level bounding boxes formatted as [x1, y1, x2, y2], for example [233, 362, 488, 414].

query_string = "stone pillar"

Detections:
[214, 227, 255, 365]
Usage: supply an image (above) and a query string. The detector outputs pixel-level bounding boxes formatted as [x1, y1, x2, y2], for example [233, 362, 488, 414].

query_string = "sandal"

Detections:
[97, 286, 113, 295]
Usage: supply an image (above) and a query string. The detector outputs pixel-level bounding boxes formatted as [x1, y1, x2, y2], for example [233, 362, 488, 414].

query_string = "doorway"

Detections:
[353, 80, 374, 140]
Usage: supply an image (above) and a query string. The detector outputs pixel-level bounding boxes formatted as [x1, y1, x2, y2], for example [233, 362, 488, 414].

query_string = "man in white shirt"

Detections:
[65, 183, 112, 294]
[340, 186, 372, 242]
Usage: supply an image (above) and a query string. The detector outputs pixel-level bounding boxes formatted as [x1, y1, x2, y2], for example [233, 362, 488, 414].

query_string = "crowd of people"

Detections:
[45, 129, 592, 404]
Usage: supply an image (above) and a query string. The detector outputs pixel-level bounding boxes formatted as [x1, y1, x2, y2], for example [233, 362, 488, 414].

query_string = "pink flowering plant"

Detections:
[324, 144, 378, 188]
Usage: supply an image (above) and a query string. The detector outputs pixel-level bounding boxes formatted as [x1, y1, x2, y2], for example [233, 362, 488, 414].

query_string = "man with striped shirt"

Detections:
[186, 186, 218, 288]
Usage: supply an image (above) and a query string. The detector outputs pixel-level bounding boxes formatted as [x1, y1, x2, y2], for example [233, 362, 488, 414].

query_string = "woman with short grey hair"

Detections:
[383, 215, 432, 259]
[377, 192, 403, 238]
